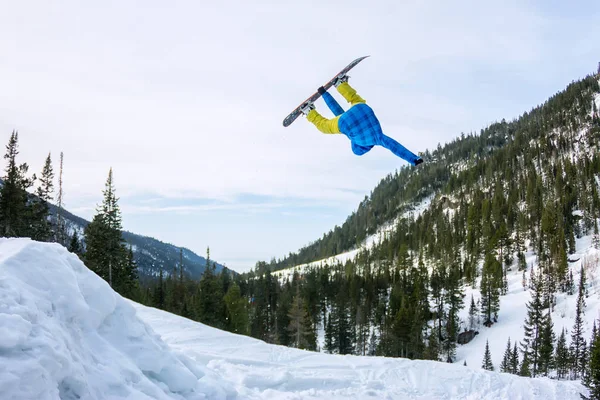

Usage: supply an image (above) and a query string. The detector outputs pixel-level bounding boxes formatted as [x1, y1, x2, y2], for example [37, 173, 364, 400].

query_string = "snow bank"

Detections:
[135, 301, 586, 399]
[0, 238, 226, 400]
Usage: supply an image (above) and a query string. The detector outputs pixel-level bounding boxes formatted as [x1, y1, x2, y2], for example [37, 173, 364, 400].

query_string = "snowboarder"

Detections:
[300, 76, 423, 166]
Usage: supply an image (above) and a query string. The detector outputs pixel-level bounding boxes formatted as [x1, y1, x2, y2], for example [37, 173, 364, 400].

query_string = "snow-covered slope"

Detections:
[272, 195, 434, 280]
[457, 234, 600, 372]
[0, 238, 587, 399]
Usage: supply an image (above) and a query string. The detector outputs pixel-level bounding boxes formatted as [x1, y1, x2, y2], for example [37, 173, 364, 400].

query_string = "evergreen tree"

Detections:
[555, 327, 570, 380]
[196, 248, 225, 329]
[572, 267, 588, 379]
[153, 268, 165, 309]
[537, 311, 555, 376]
[521, 268, 545, 377]
[501, 337, 513, 373]
[480, 252, 501, 326]
[520, 346, 531, 377]
[443, 266, 463, 362]
[586, 323, 600, 398]
[510, 342, 520, 374]
[83, 169, 130, 293]
[68, 231, 82, 255]
[0, 131, 34, 237]
[423, 324, 440, 361]
[30, 153, 54, 241]
[324, 315, 335, 353]
[117, 245, 138, 298]
[468, 294, 479, 330]
[482, 340, 494, 371]
[287, 291, 312, 349]
[224, 283, 249, 335]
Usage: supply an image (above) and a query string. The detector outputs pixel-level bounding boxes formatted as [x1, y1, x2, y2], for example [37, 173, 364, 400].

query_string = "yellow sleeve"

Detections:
[306, 109, 341, 134]
[336, 82, 366, 105]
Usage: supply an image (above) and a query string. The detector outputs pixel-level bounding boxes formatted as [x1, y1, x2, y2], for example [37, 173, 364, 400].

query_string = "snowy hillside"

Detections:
[272, 195, 433, 281]
[457, 234, 600, 371]
[0, 239, 589, 399]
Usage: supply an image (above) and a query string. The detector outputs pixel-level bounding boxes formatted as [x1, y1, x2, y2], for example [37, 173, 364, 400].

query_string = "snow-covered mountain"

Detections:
[0, 238, 588, 399]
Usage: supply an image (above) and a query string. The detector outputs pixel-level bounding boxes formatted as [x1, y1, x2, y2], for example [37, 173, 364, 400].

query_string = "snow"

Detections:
[0, 238, 588, 399]
[135, 303, 585, 400]
[0, 238, 221, 400]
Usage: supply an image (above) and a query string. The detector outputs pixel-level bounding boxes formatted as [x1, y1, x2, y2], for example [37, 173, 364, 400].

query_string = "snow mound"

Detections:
[0, 238, 227, 400]
[134, 301, 587, 399]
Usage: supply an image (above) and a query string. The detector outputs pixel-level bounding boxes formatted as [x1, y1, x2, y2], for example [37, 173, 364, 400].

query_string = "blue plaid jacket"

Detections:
[338, 103, 383, 146]
[322, 91, 419, 164]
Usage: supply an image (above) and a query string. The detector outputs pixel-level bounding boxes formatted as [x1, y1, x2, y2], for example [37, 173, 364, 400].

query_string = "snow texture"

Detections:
[0, 238, 587, 399]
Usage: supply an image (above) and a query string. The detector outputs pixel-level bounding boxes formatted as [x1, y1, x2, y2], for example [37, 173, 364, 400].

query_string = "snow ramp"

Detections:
[0, 238, 229, 400]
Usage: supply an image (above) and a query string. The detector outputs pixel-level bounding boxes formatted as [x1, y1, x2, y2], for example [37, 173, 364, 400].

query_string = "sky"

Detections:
[1, 1, 599, 272]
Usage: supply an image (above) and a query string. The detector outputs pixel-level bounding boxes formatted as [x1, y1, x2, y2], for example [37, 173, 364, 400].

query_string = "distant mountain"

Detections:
[0, 177, 226, 279]
[49, 203, 227, 279]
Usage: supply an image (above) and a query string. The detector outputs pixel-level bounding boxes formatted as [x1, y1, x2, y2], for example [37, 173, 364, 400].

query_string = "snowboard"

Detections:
[282, 56, 370, 127]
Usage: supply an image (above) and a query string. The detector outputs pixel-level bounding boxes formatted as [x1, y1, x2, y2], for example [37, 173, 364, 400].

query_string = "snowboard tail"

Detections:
[282, 56, 369, 127]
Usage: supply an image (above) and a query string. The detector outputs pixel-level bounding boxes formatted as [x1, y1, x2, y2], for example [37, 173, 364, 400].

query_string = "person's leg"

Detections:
[336, 82, 366, 106]
[306, 109, 341, 134]
[379, 134, 420, 165]
[351, 141, 373, 156]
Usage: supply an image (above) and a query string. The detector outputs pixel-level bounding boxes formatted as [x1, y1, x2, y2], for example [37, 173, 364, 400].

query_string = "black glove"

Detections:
[318, 86, 326, 95]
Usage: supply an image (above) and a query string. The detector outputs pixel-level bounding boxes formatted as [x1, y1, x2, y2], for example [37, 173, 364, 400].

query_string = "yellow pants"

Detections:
[306, 82, 366, 134]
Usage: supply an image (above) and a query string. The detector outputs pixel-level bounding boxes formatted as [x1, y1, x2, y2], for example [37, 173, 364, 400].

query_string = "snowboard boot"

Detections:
[333, 74, 349, 88]
[300, 101, 315, 116]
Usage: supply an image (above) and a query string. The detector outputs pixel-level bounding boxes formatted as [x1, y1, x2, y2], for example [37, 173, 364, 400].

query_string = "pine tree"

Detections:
[537, 311, 555, 376]
[324, 315, 335, 353]
[586, 322, 600, 398]
[555, 327, 570, 380]
[118, 245, 139, 298]
[480, 252, 501, 326]
[501, 337, 513, 373]
[83, 169, 130, 292]
[153, 268, 165, 309]
[521, 268, 545, 377]
[287, 290, 312, 349]
[423, 324, 440, 361]
[482, 340, 494, 371]
[468, 294, 479, 330]
[443, 266, 463, 363]
[224, 282, 249, 335]
[510, 342, 520, 374]
[68, 231, 82, 255]
[196, 248, 225, 329]
[30, 153, 54, 241]
[520, 346, 531, 377]
[0, 131, 34, 237]
[571, 267, 587, 379]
